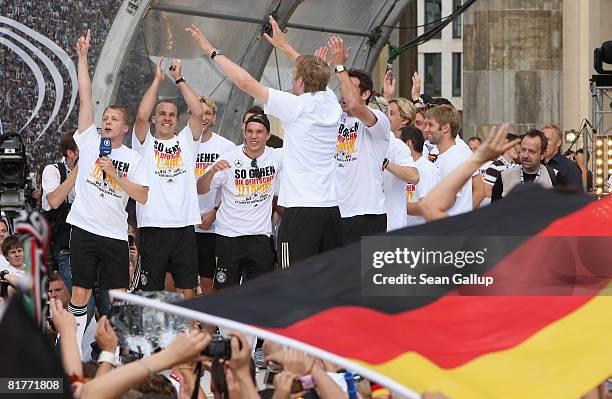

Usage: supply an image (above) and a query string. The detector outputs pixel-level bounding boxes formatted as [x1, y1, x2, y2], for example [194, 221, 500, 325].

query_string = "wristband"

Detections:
[98, 351, 116, 364]
[175, 77, 186, 85]
[382, 158, 389, 170]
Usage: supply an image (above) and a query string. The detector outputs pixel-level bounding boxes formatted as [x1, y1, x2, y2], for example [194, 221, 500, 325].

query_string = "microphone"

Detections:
[99, 137, 112, 180]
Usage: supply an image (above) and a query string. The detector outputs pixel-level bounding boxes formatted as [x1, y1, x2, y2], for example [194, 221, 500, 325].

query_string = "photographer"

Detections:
[41, 131, 79, 291]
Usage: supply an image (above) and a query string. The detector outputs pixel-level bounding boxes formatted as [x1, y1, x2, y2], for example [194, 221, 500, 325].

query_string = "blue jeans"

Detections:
[54, 249, 72, 294]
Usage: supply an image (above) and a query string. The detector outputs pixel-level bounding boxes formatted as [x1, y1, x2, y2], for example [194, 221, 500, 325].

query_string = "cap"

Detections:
[245, 113, 271, 132]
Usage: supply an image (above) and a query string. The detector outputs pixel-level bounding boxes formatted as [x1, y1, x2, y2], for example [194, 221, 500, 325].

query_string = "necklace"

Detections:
[520, 166, 541, 184]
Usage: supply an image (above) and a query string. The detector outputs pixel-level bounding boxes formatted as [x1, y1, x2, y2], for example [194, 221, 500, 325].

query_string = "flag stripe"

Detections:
[356, 294, 612, 399]
[261, 295, 596, 368]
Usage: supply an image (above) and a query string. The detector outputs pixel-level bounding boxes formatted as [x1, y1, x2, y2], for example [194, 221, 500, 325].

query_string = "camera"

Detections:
[0, 134, 35, 210]
[202, 334, 232, 359]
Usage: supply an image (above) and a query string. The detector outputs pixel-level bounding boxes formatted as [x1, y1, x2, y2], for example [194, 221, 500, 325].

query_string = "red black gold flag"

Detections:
[173, 186, 612, 398]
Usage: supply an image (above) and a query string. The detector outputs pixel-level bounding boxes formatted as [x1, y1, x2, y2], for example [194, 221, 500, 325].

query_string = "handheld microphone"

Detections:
[99, 137, 112, 180]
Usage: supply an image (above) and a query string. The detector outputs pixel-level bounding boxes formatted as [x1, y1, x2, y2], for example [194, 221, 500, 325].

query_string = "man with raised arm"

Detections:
[132, 57, 204, 299]
[326, 36, 391, 243]
[187, 17, 342, 267]
[67, 30, 148, 358]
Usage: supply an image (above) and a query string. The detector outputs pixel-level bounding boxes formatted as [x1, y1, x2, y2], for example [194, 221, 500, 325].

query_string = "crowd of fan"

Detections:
[0, 0, 122, 176]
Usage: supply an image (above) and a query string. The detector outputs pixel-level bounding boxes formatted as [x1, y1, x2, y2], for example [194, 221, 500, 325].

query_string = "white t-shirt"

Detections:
[132, 126, 201, 228]
[6, 264, 25, 277]
[211, 147, 282, 237]
[406, 155, 442, 226]
[383, 132, 414, 231]
[435, 145, 473, 216]
[67, 124, 148, 240]
[265, 88, 342, 208]
[334, 109, 390, 218]
[41, 159, 75, 211]
[194, 132, 236, 234]
[0, 255, 9, 269]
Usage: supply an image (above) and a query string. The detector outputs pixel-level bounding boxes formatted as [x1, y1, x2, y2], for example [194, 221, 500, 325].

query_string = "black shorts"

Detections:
[341, 214, 387, 245]
[139, 226, 198, 290]
[69, 226, 129, 289]
[214, 235, 273, 289]
[196, 233, 216, 278]
[277, 206, 342, 268]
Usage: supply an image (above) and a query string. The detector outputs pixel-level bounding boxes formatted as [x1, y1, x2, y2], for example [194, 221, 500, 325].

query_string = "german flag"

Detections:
[174, 186, 612, 398]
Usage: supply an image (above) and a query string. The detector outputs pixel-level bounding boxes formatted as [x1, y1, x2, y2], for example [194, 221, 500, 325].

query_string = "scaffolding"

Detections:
[588, 75, 612, 193]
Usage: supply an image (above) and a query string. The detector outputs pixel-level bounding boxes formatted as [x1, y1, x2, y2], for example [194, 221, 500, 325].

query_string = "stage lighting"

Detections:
[594, 41, 612, 74]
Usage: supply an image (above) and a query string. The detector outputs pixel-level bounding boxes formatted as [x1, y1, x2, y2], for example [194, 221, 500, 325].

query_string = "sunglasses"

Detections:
[251, 158, 262, 178]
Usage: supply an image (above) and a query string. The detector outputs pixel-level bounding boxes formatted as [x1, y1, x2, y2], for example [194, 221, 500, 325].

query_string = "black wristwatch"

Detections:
[0, 270, 9, 280]
[211, 48, 223, 60]
[175, 77, 186, 85]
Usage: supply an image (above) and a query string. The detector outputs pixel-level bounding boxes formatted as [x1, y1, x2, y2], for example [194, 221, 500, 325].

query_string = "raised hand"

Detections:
[473, 124, 518, 164]
[411, 71, 421, 101]
[226, 331, 252, 375]
[154, 57, 165, 83]
[327, 36, 350, 67]
[50, 298, 77, 336]
[265, 348, 314, 376]
[169, 59, 182, 81]
[211, 159, 231, 174]
[76, 29, 91, 59]
[164, 329, 211, 366]
[383, 69, 396, 100]
[95, 316, 118, 353]
[185, 25, 213, 53]
[314, 47, 331, 66]
[263, 15, 288, 50]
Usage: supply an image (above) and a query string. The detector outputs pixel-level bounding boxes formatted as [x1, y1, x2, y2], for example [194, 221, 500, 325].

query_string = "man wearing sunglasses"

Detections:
[196, 114, 282, 289]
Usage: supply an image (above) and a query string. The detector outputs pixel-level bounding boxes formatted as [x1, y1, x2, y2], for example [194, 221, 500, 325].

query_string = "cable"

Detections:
[381, 16, 453, 31]
[395, 0, 477, 52]
[274, 47, 282, 91]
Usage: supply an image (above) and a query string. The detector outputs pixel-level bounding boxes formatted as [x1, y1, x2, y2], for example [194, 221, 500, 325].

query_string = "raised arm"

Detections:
[420, 124, 517, 221]
[50, 299, 82, 377]
[134, 58, 165, 144]
[186, 25, 269, 104]
[80, 330, 211, 399]
[383, 69, 396, 102]
[197, 160, 230, 195]
[76, 30, 93, 133]
[263, 16, 300, 62]
[169, 59, 203, 140]
[329, 36, 378, 127]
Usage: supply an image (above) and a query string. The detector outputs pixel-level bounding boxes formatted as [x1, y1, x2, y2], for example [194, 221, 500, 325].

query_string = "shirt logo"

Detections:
[234, 159, 243, 168]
